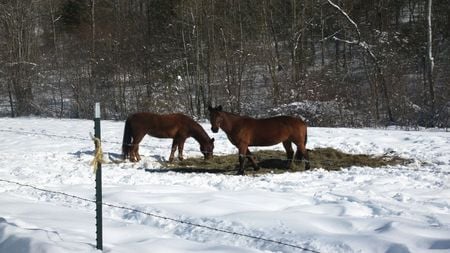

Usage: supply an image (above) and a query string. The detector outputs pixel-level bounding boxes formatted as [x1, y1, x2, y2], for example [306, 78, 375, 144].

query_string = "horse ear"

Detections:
[207, 105, 213, 111]
[217, 105, 222, 111]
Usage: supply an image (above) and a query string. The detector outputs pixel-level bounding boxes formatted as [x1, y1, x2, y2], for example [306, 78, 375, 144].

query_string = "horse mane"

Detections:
[190, 119, 211, 142]
[220, 110, 255, 121]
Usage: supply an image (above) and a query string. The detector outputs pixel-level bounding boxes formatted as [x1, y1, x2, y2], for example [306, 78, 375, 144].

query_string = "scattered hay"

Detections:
[161, 148, 410, 175]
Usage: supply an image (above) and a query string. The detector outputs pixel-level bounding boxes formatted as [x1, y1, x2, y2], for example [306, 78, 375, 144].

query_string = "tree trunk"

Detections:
[426, 0, 435, 124]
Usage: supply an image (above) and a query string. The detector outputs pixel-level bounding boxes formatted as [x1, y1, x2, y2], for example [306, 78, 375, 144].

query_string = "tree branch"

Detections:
[327, 0, 361, 44]
[6, 61, 38, 68]
[326, 0, 393, 122]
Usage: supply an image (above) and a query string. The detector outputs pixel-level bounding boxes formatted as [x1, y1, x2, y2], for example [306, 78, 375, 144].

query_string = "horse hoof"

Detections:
[236, 170, 245, 176]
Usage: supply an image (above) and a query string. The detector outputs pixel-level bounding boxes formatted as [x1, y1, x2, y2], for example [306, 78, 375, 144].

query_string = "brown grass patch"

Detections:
[161, 148, 410, 175]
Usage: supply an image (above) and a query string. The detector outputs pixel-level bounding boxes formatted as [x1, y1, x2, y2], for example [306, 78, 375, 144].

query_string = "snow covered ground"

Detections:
[0, 117, 449, 253]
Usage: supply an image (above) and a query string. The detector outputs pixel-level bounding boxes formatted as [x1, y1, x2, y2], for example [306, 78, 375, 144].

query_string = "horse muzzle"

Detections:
[211, 126, 219, 133]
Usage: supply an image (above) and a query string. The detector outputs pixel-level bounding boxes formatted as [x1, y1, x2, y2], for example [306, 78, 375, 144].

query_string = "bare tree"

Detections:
[48, 0, 65, 117]
[326, 0, 394, 123]
[261, 0, 281, 105]
[0, 0, 40, 116]
[0, 0, 448, 127]
[426, 0, 435, 124]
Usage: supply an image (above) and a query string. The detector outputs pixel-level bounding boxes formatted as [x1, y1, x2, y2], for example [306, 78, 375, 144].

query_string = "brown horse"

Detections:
[208, 105, 310, 175]
[122, 112, 214, 162]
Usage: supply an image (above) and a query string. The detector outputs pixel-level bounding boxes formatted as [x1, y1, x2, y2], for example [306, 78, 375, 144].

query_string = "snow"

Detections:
[0, 117, 449, 253]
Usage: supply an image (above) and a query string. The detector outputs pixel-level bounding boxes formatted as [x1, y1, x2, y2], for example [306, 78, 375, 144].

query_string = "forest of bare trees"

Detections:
[0, 0, 449, 127]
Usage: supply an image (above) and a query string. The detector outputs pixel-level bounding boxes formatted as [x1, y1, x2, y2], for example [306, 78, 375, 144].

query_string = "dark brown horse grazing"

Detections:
[122, 112, 214, 162]
[208, 105, 310, 175]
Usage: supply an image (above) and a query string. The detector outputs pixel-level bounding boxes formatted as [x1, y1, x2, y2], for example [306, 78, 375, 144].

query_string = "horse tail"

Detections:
[122, 118, 132, 159]
[304, 124, 308, 146]
[302, 121, 310, 170]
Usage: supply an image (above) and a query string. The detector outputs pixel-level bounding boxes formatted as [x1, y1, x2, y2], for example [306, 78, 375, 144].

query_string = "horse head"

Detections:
[200, 137, 215, 159]
[207, 105, 223, 133]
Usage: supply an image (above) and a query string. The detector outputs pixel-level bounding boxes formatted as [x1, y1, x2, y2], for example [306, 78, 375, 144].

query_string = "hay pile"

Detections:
[161, 148, 410, 175]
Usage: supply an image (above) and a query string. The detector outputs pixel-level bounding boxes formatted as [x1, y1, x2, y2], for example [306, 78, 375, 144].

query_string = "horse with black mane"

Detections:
[208, 105, 310, 175]
[122, 112, 214, 162]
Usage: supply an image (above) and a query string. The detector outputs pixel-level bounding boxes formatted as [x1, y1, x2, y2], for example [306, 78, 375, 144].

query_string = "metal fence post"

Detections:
[94, 102, 103, 250]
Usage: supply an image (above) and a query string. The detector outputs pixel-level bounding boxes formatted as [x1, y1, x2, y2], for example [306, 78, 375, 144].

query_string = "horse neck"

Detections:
[191, 123, 210, 144]
[220, 111, 241, 133]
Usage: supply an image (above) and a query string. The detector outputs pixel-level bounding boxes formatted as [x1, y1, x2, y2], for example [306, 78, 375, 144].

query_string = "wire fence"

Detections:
[0, 178, 320, 253]
[0, 127, 447, 176]
[0, 127, 445, 174]
[0, 127, 325, 252]
[0, 128, 300, 158]
[0, 125, 447, 252]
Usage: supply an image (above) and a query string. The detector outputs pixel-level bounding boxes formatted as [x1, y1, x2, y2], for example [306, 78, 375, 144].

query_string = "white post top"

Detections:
[95, 102, 101, 118]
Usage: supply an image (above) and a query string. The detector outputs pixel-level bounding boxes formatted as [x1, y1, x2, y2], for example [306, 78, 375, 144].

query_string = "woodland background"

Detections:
[0, 0, 449, 127]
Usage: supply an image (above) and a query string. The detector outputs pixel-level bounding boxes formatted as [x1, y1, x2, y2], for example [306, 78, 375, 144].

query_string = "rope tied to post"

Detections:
[90, 133, 105, 173]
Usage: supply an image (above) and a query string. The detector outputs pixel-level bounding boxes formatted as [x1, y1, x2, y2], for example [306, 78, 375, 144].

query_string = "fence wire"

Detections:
[0, 125, 446, 252]
[0, 128, 299, 158]
[0, 178, 321, 253]
[0, 127, 446, 173]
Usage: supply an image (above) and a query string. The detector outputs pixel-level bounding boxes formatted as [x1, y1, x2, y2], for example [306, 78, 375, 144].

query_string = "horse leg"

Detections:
[130, 145, 139, 162]
[127, 145, 134, 161]
[169, 139, 178, 162]
[177, 138, 186, 161]
[131, 133, 146, 162]
[295, 142, 310, 170]
[237, 145, 249, 175]
[136, 146, 142, 161]
[246, 149, 260, 171]
[283, 141, 294, 169]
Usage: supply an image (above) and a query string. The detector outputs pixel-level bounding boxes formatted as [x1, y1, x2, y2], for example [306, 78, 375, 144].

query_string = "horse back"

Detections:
[128, 112, 195, 138]
[243, 116, 306, 146]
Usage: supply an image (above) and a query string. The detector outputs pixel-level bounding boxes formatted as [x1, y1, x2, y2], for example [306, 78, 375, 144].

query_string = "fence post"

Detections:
[94, 102, 103, 250]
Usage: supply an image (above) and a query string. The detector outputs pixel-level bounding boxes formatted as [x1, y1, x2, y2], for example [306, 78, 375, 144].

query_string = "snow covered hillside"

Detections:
[0, 117, 449, 253]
